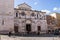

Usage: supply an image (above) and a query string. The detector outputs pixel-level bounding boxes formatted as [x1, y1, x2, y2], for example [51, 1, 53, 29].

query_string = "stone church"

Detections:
[0, 0, 47, 34]
[14, 3, 47, 34]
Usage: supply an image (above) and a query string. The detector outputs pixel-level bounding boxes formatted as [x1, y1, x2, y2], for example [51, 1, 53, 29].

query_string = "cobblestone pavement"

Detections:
[0, 35, 60, 40]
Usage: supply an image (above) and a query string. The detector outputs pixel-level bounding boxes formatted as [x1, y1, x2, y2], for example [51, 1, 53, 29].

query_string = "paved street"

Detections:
[0, 35, 60, 40]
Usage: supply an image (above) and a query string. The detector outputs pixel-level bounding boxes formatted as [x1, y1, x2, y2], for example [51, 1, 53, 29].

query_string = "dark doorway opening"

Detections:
[26, 24, 31, 33]
[14, 26, 18, 33]
[38, 26, 41, 31]
[37, 26, 41, 35]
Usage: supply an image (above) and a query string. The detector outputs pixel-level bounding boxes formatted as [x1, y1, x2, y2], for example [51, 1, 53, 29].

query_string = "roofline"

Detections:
[14, 8, 42, 12]
[18, 2, 32, 8]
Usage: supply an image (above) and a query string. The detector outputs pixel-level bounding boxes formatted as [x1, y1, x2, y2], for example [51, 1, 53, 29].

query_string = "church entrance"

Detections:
[38, 26, 41, 31]
[14, 26, 18, 33]
[26, 24, 31, 34]
[37, 26, 41, 35]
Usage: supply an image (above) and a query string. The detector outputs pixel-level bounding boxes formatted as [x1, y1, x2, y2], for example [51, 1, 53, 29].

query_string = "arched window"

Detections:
[21, 12, 26, 16]
[16, 13, 18, 17]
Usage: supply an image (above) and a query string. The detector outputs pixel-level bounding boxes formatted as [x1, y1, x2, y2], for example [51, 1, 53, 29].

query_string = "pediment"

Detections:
[17, 3, 31, 10]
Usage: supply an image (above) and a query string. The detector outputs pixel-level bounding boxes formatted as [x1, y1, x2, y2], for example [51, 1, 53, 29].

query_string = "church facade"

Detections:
[0, 0, 47, 34]
[14, 3, 47, 33]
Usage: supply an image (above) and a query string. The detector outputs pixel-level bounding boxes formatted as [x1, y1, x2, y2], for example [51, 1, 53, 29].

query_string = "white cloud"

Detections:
[53, 7, 60, 11]
[53, 7, 57, 11]
[34, 2, 38, 5]
[41, 10, 50, 14]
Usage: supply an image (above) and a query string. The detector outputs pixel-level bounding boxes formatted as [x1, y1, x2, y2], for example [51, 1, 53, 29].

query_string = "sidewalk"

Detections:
[0, 35, 60, 40]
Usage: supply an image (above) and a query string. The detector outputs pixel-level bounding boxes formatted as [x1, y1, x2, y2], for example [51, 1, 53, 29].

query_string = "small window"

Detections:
[21, 12, 26, 16]
[37, 14, 38, 18]
[16, 13, 18, 17]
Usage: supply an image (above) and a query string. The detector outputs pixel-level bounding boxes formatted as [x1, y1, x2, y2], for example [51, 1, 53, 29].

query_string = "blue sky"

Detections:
[14, 0, 60, 13]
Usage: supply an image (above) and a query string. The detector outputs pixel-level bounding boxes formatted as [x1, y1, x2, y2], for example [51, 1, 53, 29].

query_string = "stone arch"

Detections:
[26, 19, 32, 24]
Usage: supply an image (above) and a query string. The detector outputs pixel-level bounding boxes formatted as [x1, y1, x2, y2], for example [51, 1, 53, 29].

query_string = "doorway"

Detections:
[26, 24, 31, 33]
[14, 26, 18, 33]
[38, 26, 41, 31]
[37, 26, 41, 35]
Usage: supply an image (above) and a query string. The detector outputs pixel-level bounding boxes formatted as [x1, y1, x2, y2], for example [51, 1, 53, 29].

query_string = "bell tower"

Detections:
[0, 0, 14, 32]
